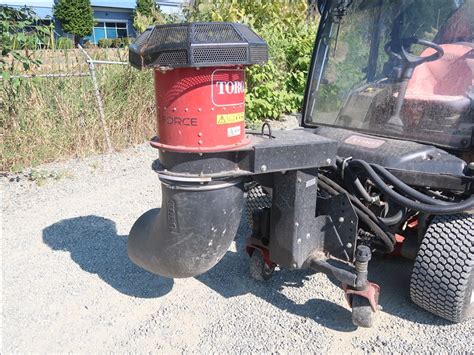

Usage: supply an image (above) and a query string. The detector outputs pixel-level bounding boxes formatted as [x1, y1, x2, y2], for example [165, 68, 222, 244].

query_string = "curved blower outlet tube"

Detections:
[128, 178, 244, 278]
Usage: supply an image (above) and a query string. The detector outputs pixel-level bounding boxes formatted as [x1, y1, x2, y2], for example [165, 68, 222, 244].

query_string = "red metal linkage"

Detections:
[343, 282, 381, 312]
[246, 244, 274, 268]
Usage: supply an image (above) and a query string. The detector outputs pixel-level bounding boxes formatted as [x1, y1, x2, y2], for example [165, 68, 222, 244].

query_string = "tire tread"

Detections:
[410, 214, 474, 322]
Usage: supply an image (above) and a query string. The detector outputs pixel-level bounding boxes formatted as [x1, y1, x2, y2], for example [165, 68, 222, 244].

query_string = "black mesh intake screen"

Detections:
[129, 22, 268, 69]
[250, 46, 268, 63]
[192, 47, 247, 64]
[193, 23, 243, 43]
[156, 50, 188, 66]
[150, 25, 188, 45]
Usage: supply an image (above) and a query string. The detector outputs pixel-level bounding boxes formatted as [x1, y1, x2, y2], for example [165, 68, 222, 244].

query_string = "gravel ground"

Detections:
[2, 139, 473, 353]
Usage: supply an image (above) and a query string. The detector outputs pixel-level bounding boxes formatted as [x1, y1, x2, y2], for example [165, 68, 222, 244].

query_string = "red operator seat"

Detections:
[403, 43, 474, 114]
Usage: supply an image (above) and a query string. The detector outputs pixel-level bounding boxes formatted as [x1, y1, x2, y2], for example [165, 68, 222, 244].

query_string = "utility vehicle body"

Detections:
[127, 0, 474, 327]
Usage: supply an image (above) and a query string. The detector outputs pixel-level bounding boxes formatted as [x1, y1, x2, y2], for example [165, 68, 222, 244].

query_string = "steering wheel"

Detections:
[383, 37, 444, 133]
[385, 37, 444, 70]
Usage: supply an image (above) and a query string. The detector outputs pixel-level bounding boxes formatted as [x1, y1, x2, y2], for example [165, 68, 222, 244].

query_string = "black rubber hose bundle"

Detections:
[318, 174, 395, 253]
[347, 159, 474, 214]
[370, 164, 450, 206]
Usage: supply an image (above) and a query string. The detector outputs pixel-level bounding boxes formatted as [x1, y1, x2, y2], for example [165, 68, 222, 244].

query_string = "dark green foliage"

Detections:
[133, 0, 166, 33]
[185, 0, 318, 121]
[1, 6, 46, 105]
[1, 6, 49, 59]
[97, 38, 113, 48]
[134, 0, 157, 18]
[53, 0, 94, 41]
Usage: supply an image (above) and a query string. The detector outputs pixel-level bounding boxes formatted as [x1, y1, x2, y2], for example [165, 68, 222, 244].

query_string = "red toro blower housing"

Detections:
[153, 66, 248, 151]
[127, 23, 336, 280]
[127, 23, 268, 277]
[131, 23, 263, 152]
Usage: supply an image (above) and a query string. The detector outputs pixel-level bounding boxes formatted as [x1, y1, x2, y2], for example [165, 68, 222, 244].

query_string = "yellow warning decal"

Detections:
[216, 112, 244, 125]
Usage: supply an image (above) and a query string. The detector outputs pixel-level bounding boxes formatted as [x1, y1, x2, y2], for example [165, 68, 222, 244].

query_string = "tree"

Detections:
[53, 0, 94, 44]
[133, 1, 166, 34]
[135, 0, 156, 18]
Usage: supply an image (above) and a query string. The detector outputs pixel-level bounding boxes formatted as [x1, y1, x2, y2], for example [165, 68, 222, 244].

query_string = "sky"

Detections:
[2, 1, 137, 6]
[1, 0, 183, 8]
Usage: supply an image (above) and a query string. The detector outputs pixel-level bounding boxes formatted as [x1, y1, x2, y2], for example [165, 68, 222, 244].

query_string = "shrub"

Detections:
[83, 40, 96, 49]
[133, 0, 168, 34]
[1, 5, 44, 120]
[0, 5, 50, 57]
[97, 38, 113, 48]
[110, 38, 131, 48]
[111, 38, 121, 48]
[121, 37, 132, 47]
[97, 38, 131, 48]
[185, 0, 318, 121]
[117, 37, 132, 47]
[57, 37, 74, 49]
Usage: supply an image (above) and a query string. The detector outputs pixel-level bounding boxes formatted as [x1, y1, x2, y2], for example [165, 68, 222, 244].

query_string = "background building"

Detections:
[1, 0, 184, 43]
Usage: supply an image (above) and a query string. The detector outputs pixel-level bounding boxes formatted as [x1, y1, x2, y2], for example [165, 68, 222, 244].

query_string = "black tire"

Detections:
[249, 250, 274, 281]
[245, 184, 272, 228]
[410, 214, 474, 323]
[351, 295, 376, 328]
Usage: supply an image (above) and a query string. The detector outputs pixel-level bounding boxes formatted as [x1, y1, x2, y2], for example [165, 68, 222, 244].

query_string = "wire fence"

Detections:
[1, 46, 156, 170]
[3, 46, 130, 152]
[77, 44, 126, 152]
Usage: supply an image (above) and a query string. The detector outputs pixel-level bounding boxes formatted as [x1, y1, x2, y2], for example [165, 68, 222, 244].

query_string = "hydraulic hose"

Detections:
[337, 156, 449, 206]
[318, 176, 395, 253]
[370, 164, 450, 206]
[348, 160, 474, 214]
[329, 161, 405, 225]
[319, 180, 394, 253]
[320, 174, 392, 233]
[378, 209, 404, 226]
[345, 166, 375, 203]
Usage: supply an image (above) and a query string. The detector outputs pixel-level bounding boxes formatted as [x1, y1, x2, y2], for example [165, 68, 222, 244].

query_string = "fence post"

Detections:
[77, 44, 113, 153]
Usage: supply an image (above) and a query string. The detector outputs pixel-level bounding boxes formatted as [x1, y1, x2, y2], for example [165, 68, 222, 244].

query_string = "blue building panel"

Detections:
[1, 0, 184, 43]
[87, 8, 136, 42]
